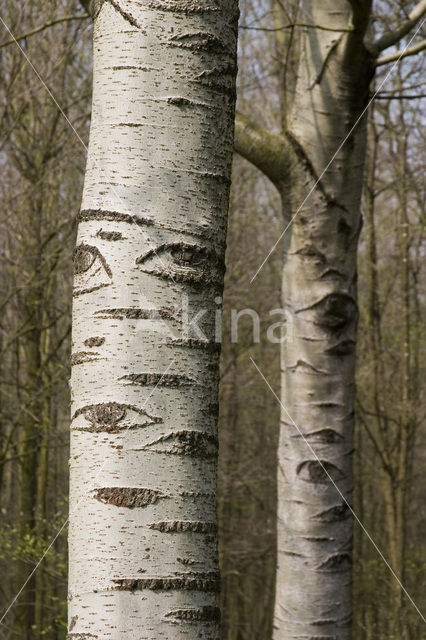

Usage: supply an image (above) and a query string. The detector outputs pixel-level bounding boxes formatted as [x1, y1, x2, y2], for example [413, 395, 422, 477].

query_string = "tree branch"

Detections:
[369, 0, 426, 53]
[234, 112, 289, 188]
[376, 38, 426, 65]
[0, 14, 89, 49]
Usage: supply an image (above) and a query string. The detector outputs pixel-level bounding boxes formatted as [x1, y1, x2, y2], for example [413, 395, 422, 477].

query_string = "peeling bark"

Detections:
[68, 1, 237, 637]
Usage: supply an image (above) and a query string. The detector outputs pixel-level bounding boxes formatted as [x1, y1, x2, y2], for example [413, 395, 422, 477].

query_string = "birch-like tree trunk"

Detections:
[68, 2, 237, 638]
[234, 0, 426, 637]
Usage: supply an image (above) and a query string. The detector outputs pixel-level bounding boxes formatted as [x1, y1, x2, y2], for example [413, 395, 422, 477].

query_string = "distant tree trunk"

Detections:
[234, 0, 426, 636]
[68, 2, 237, 638]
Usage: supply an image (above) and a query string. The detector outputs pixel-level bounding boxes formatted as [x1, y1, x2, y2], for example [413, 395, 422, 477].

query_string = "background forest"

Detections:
[0, 1, 425, 638]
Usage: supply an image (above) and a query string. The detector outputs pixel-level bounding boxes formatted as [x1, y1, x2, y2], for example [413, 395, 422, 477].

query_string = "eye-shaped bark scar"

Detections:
[296, 460, 344, 484]
[73, 244, 112, 296]
[71, 402, 162, 432]
[136, 242, 223, 287]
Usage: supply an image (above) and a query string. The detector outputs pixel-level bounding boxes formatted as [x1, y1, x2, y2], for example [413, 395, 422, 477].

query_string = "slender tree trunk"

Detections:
[68, 2, 237, 638]
[273, 3, 373, 637]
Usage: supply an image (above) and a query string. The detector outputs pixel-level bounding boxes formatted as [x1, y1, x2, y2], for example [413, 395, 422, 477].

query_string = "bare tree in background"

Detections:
[234, 1, 426, 637]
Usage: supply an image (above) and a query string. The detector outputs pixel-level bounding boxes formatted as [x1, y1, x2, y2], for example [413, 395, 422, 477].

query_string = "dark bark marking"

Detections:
[143, 431, 217, 457]
[295, 244, 327, 265]
[298, 293, 358, 330]
[285, 360, 330, 374]
[165, 337, 220, 352]
[96, 229, 123, 241]
[166, 96, 209, 108]
[72, 402, 161, 432]
[291, 429, 343, 444]
[109, 65, 159, 72]
[72, 283, 110, 297]
[337, 218, 352, 250]
[177, 557, 196, 565]
[312, 503, 351, 522]
[137, 0, 220, 12]
[74, 244, 112, 277]
[297, 460, 344, 484]
[69, 616, 77, 631]
[120, 373, 196, 387]
[71, 351, 100, 366]
[203, 402, 219, 417]
[67, 635, 98, 640]
[318, 553, 352, 572]
[319, 268, 348, 282]
[325, 339, 356, 356]
[164, 606, 220, 623]
[94, 487, 163, 508]
[169, 31, 229, 55]
[113, 572, 220, 592]
[136, 242, 223, 287]
[106, 0, 141, 29]
[149, 521, 217, 533]
[94, 307, 176, 321]
[84, 336, 105, 348]
[79, 209, 153, 228]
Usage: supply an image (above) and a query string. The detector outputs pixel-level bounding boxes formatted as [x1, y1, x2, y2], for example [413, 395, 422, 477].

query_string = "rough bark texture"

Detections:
[273, 2, 373, 638]
[68, 1, 237, 638]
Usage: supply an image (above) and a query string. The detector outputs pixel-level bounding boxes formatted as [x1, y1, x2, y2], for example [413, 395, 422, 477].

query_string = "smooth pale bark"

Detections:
[68, 1, 237, 638]
[236, 0, 378, 636]
[274, 4, 373, 636]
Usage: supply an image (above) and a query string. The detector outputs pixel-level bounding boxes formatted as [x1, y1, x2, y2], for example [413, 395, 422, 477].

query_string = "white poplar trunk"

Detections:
[273, 2, 373, 637]
[68, 2, 237, 638]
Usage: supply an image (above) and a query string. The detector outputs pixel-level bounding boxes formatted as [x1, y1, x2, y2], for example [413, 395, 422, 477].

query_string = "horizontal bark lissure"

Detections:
[70, 351, 101, 366]
[94, 307, 176, 321]
[113, 572, 220, 592]
[78, 209, 154, 227]
[149, 521, 217, 533]
[94, 487, 164, 508]
[120, 373, 197, 387]
[142, 431, 218, 457]
[164, 606, 221, 623]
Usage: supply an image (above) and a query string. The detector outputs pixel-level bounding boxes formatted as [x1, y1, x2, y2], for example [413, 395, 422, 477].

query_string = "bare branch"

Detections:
[370, 0, 426, 53]
[0, 14, 89, 49]
[234, 112, 289, 189]
[376, 38, 426, 65]
[239, 22, 353, 33]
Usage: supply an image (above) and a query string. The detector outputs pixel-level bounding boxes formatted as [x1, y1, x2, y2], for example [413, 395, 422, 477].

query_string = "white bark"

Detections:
[68, 1, 237, 638]
[273, 2, 373, 638]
